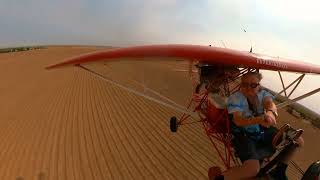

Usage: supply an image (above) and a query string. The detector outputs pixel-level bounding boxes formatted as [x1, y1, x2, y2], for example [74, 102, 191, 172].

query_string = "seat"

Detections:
[206, 99, 229, 134]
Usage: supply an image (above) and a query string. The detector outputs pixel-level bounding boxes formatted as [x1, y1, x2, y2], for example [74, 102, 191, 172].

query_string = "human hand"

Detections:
[266, 111, 277, 124]
[260, 113, 276, 128]
[260, 119, 271, 128]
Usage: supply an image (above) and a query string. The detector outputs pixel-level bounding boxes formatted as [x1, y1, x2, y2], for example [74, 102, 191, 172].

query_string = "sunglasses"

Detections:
[241, 82, 260, 88]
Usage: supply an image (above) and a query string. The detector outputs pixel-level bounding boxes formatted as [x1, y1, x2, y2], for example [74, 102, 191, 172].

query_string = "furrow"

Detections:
[93, 75, 138, 179]
[24, 82, 65, 180]
[38, 78, 70, 180]
[107, 85, 184, 179]
[93, 73, 157, 179]
[95, 77, 147, 179]
[77, 69, 94, 179]
[55, 72, 75, 180]
[1, 84, 45, 179]
[91, 72, 130, 179]
[38, 78, 71, 180]
[92, 73, 154, 179]
[117, 89, 205, 179]
[82, 70, 104, 179]
[86, 70, 114, 179]
[94, 78, 124, 178]
[64, 67, 79, 180]
[72, 69, 86, 180]
[48, 71, 75, 180]
[63, 68, 80, 180]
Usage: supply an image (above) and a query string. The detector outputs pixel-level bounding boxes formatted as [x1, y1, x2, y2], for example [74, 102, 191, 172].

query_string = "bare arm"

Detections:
[229, 93, 275, 127]
[263, 96, 277, 124]
[263, 96, 277, 112]
[232, 111, 265, 127]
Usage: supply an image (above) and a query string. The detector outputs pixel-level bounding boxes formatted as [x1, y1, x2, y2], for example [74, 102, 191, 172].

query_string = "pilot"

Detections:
[209, 71, 304, 180]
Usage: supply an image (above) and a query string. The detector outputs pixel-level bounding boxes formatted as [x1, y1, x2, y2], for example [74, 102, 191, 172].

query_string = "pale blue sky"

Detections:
[1, 0, 320, 111]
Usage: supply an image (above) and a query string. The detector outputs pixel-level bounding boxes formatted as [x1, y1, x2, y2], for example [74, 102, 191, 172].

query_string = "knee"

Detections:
[243, 160, 260, 177]
[246, 164, 260, 177]
[296, 136, 304, 147]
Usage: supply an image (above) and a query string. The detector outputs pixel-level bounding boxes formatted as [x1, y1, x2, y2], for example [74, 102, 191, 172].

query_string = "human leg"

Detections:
[223, 159, 260, 180]
[208, 160, 260, 180]
[212, 133, 261, 180]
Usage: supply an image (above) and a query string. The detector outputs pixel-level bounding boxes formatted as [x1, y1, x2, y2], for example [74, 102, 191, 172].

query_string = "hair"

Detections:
[241, 71, 263, 81]
[199, 65, 225, 83]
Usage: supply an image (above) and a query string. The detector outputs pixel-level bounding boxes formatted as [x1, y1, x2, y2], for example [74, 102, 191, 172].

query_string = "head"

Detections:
[240, 71, 262, 97]
[197, 64, 224, 84]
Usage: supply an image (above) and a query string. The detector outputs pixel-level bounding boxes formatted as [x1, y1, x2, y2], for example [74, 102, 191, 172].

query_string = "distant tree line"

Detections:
[0, 46, 45, 53]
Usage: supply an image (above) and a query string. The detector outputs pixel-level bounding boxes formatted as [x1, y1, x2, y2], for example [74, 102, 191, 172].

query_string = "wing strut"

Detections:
[131, 79, 187, 111]
[278, 71, 288, 97]
[277, 88, 320, 109]
[77, 65, 199, 118]
[274, 72, 319, 109]
[275, 74, 305, 99]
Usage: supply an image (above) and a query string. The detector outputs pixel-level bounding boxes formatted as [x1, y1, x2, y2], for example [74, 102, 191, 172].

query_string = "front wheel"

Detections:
[301, 161, 320, 180]
[170, 116, 178, 132]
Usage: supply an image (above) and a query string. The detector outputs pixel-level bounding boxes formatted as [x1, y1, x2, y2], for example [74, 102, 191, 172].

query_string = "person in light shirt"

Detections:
[209, 71, 304, 180]
[194, 63, 238, 132]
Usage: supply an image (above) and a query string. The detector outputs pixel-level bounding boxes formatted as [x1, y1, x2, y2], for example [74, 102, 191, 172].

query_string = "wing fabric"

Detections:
[46, 44, 320, 74]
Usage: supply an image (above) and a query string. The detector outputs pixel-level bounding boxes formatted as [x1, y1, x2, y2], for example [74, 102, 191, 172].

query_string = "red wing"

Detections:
[45, 44, 320, 74]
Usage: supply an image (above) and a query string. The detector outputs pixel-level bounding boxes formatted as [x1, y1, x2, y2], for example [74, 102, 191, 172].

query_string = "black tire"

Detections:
[301, 161, 320, 180]
[170, 116, 178, 133]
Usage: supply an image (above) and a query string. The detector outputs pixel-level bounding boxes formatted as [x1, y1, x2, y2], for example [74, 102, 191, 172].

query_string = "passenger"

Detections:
[195, 63, 240, 106]
[195, 64, 238, 132]
[195, 64, 227, 111]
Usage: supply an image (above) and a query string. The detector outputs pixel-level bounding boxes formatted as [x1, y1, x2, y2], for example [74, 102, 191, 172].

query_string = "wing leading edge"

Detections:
[46, 44, 320, 74]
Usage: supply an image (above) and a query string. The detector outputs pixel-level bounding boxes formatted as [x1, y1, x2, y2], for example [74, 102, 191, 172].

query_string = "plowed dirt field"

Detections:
[0, 46, 319, 180]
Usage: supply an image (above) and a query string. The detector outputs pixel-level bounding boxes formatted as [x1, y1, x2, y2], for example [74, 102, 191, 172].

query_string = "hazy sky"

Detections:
[1, 0, 319, 61]
[1, 0, 320, 111]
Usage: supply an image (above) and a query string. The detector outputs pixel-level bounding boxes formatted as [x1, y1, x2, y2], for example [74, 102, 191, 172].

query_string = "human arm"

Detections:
[228, 93, 272, 127]
[263, 94, 278, 125]
[232, 111, 266, 127]
[264, 96, 277, 113]
[232, 111, 274, 127]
